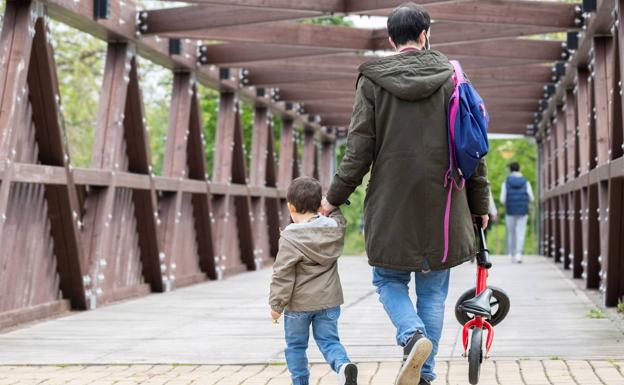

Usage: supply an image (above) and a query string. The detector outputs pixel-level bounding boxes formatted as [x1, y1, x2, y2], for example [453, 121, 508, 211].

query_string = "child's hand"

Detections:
[271, 310, 282, 322]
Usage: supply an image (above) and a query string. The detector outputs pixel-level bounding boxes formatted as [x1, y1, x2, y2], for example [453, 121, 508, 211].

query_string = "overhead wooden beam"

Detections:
[246, 68, 353, 86]
[303, 104, 355, 114]
[478, 84, 544, 100]
[346, 0, 468, 13]
[162, 21, 375, 51]
[468, 64, 553, 84]
[275, 79, 358, 91]
[370, 1, 578, 28]
[373, 22, 566, 49]
[177, 0, 457, 12]
[276, 89, 355, 101]
[201, 43, 346, 65]
[166, 0, 345, 12]
[439, 38, 564, 61]
[143, 5, 318, 34]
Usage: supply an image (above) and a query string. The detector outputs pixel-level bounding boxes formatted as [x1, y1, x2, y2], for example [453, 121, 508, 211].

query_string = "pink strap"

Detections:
[442, 60, 466, 263]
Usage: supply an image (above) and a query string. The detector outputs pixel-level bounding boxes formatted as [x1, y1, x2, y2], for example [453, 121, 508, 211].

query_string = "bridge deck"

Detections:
[0, 256, 622, 365]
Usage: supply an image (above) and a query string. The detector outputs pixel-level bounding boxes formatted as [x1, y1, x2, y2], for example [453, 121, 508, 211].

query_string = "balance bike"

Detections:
[455, 218, 511, 384]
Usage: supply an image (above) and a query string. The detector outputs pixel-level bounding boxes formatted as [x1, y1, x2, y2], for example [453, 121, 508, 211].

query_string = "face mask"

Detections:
[425, 35, 430, 50]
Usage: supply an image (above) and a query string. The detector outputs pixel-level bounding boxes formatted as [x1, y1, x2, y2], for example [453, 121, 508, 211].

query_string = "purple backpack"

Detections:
[442, 60, 489, 263]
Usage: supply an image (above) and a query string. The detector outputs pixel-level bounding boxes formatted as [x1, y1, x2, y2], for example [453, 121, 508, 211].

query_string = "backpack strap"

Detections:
[442, 60, 466, 263]
[450, 60, 465, 84]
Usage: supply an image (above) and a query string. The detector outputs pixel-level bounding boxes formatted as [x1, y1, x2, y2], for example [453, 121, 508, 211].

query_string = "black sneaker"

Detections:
[338, 363, 358, 385]
[419, 379, 431, 385]
[396, 332, 433, 385]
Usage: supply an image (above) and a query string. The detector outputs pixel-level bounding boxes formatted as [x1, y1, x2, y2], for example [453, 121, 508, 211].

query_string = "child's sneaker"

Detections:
[338, 363, 358, 385]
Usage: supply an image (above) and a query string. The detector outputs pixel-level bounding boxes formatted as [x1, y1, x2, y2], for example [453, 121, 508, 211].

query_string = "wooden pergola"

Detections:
[4, 0, 624, 330]
[138, 0, 578, 135]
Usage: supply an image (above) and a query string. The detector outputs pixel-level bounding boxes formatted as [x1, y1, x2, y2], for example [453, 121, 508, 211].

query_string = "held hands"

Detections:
[271, 310, 282, 323]
[320, 197, 336, 216]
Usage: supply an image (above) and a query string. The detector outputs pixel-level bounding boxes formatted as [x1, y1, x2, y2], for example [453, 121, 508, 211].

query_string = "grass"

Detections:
[587, 308, 607, 319]
[617, 298, 624, 314]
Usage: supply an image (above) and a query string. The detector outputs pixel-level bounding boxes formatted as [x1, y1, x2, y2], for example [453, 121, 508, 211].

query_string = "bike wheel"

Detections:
[468, 327, 483, 385]
[455, 286, 511, 326]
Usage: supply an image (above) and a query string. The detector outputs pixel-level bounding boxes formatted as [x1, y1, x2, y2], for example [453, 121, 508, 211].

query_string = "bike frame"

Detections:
[461, 263, 494, 355]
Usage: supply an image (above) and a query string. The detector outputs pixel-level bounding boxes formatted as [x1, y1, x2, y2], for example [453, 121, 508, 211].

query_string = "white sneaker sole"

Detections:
[395, 338, 433, 385]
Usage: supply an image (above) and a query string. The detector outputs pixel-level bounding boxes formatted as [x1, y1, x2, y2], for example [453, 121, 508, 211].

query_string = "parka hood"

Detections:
[359, 49, 453, 101]
[280, 226, 345, 266]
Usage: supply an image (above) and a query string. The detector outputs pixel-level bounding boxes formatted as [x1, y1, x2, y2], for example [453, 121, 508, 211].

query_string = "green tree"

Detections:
[50, 21, 106, 168]
[486, 138, 539, 255]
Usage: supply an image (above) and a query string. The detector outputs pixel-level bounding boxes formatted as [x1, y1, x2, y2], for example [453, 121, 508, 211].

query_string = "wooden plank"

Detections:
[201, 43, 345, 66]
[164, 21, 374, 51]
[576, 68, 591, 175]
[564, 90, 577, 182]
[177, 0, 344, 12]
[368, 0, 578, 28]
[159, 72, 207, 289]
[603, 178, 624, 306]
[26, 15, 88, 309]
[439, 38, 564, 61]
[143, 5, 318, 34]
[593, 37, 612, 167]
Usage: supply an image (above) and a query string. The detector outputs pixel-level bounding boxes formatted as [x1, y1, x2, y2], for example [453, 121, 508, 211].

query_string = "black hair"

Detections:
[387, 2, 431, 46]
[509, 162, 520, 172]
[287, 176, 322, 214]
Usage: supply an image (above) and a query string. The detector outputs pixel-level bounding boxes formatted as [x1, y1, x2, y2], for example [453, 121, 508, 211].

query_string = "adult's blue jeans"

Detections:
[283, 306, 350, 385]
[372, 267, 450, 382]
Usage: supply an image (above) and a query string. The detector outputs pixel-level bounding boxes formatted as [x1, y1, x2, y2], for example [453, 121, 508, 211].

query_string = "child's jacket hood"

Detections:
[280, 225, 345, 266]
[359, 49, 453, 101]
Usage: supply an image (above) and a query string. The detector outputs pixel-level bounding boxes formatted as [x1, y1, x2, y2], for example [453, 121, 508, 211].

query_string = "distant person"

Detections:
[320, 3, 490, 385]
[500, 162, 534, 263]
[269, 177, 357, 385]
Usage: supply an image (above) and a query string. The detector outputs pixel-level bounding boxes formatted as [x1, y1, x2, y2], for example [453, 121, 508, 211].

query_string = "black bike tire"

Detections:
[454, 286, 511, 327]
[468, 327, 483, 385]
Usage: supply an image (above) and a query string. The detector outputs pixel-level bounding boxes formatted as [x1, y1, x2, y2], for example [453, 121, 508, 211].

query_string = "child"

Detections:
[269, 176, 357, 385]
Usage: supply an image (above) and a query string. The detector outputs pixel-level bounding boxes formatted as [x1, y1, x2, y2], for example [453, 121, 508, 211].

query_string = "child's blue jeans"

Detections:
[283, 306, 350, 385]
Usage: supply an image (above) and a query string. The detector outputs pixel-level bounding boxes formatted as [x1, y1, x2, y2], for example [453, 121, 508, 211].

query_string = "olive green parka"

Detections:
[326, 49, 490, 271]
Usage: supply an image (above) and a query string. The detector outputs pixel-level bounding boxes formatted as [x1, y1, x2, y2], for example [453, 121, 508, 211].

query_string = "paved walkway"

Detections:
[0, 256, 623, 384]
[1, 360, 624, 385]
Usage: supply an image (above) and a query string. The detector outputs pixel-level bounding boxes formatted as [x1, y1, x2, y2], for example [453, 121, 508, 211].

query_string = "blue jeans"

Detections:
[284, 306, 350, 385]
[372, 267, 450, 382]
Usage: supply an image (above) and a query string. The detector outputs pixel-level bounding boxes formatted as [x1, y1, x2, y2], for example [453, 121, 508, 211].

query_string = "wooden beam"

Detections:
[468, 64, 553, 84]
[346, 0, 467, 13]
[478, 84, 544, 100]
[277, 89, 355, 101]
[246, 68, 353, 86]
[439, 38, 564, 61]
[202, 43, 345, 65]
[167, 0, 345, 12]
[373, 22, 565, 49]
[370, 1, 578, 28]
[163, 21, 375, 51]
[143, 5, 318, 34]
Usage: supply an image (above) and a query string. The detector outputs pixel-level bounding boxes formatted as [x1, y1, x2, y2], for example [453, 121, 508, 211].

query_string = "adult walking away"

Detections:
[320, 3, 490, 385]
[500, 162, 534, 263]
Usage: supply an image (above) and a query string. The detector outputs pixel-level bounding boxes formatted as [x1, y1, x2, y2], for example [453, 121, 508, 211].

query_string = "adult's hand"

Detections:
[473, 214, 489, 229]
[320, 197, 336, 216]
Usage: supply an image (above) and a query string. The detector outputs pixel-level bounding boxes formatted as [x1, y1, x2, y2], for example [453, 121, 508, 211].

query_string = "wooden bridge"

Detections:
[0, 0, 623, 335]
